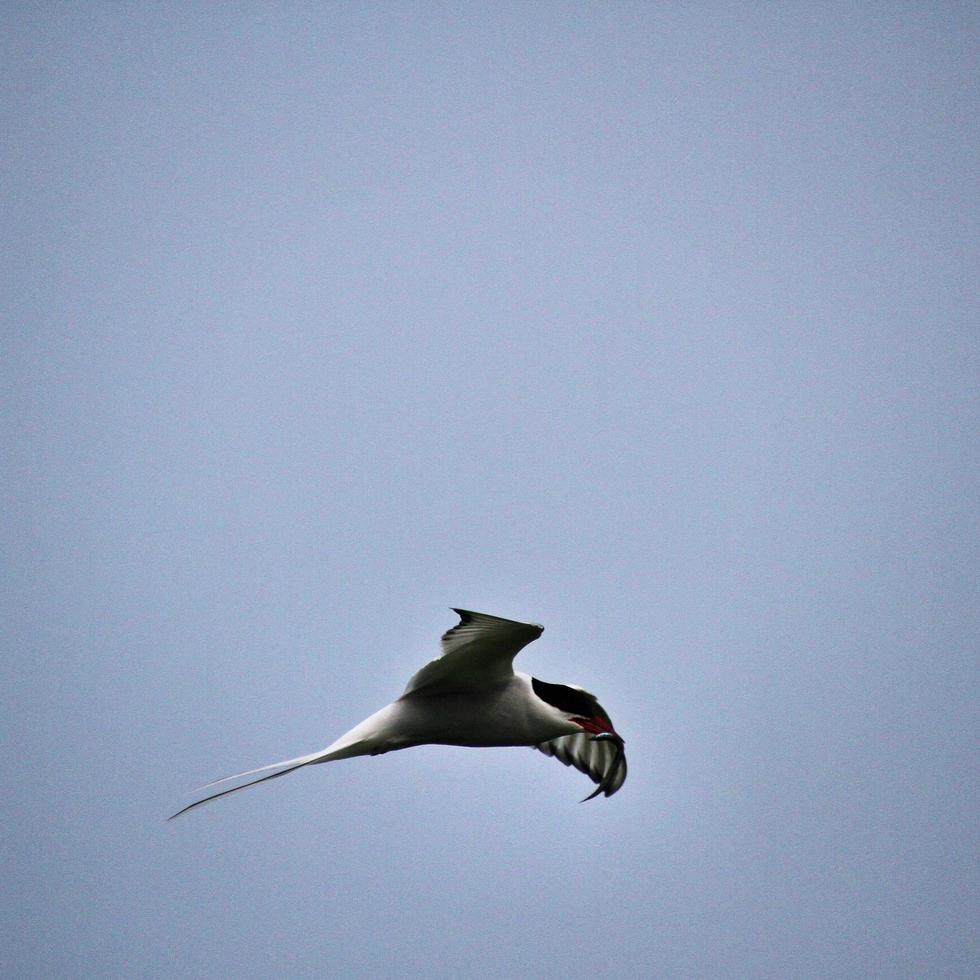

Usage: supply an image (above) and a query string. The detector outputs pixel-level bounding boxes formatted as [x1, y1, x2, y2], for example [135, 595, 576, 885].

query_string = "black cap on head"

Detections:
[531, 677, 598, 717]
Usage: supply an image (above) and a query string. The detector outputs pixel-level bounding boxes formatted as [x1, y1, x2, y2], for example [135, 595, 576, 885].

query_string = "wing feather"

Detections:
[402, 609, 544, 695]
[535, 732, 628, 800]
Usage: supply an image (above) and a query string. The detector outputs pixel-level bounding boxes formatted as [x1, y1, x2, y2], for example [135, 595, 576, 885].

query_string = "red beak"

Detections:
[572, 715, 622, 741]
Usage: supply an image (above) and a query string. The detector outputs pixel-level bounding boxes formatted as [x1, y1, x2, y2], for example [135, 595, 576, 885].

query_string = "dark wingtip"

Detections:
[579, 735, 627, 802]
[450, 608, 542, 633]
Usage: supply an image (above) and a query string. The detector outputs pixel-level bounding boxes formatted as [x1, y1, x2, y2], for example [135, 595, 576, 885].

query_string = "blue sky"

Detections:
[3, 4, 978, 977]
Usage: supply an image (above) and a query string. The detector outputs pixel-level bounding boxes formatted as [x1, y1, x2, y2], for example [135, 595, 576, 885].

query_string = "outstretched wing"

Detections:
[535, 732, 628, 800]
[403, 609, 544, 695]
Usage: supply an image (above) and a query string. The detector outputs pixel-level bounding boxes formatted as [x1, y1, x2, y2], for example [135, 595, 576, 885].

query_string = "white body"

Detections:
[325, 672, 581, 760]
[170, 609, 626, 818]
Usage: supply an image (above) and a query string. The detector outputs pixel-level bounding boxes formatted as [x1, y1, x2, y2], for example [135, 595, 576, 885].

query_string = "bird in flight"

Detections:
[170, 609, 626, 818]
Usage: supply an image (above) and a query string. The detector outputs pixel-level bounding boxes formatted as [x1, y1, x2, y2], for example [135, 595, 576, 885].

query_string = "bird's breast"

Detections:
[394, 678, 575, 748]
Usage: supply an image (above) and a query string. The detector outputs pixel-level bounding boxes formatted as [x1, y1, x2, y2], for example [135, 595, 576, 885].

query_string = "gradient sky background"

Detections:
[3, 4, 978, 978]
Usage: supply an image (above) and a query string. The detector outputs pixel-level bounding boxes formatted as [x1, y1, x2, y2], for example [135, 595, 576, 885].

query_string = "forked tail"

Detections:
[169, 703, 404, 819]
[167, 739, 371, 820]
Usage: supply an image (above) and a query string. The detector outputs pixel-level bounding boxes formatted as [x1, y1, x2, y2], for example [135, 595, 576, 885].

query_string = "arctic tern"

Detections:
[170, 609, 626, 818]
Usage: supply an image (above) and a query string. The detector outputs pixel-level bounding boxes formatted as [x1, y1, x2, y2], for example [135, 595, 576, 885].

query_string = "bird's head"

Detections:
[531, 676, 624, 744]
